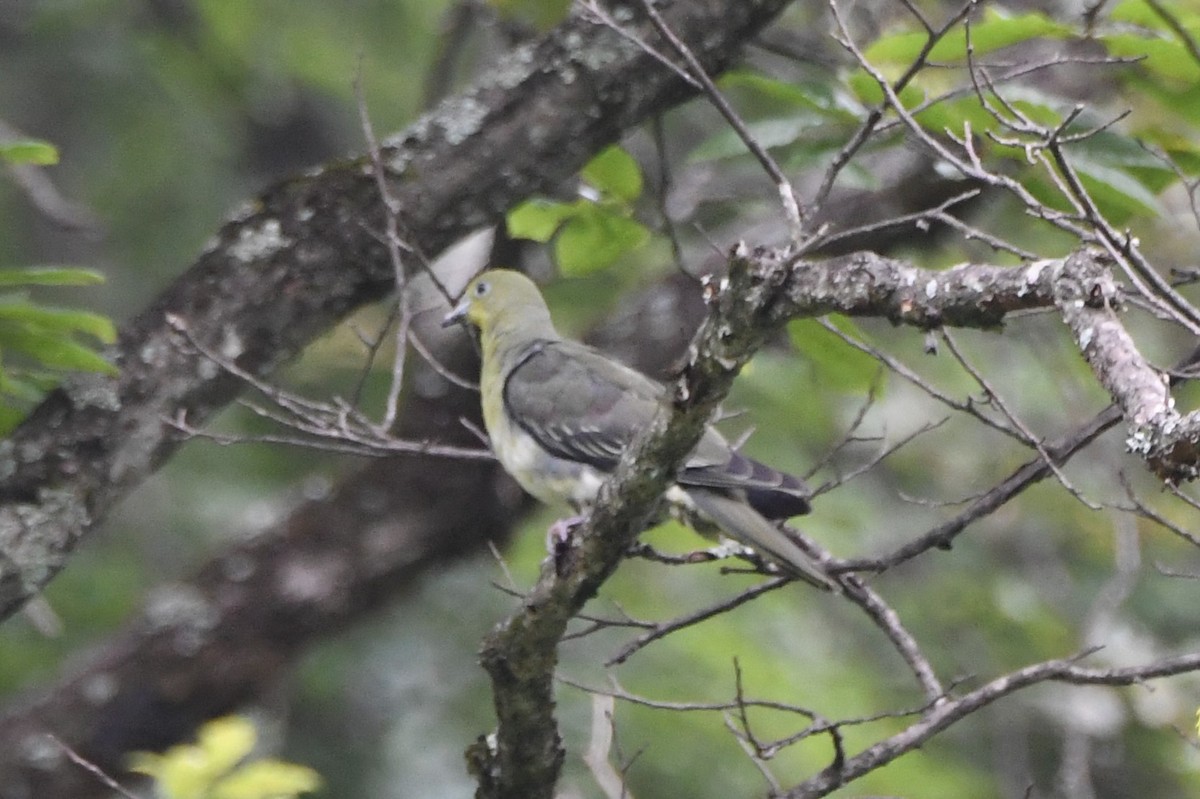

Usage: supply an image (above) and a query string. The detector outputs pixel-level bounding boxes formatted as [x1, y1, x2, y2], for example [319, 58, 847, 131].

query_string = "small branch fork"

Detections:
[167, 241, 1200, 482]
[161, 313, 492, 463]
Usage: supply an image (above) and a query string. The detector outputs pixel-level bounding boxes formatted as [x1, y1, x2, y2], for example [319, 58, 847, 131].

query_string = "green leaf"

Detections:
[0, 371, 52, 403]
[213, 761, 322, 799]
[0, 326, 117, 375]
[128, 748, 213, 799]
[1139, 128, 1200, 176]
[1101, 34, 1200, 83]
[196, 716, 259, 777]
[0, 404, 27, 436]
[553, 207, 649, 276]
[788, 317, 881, 393]
[0, 266, 106, 287]
[915, 86, 1069, 141]
[912, 93, 1001, 137]
[0, 139, 59, 166]
[1072, 157, 1164, 220]
[847, 71, 925, 109]
[0, 301, 116, 343]
[780, 134, 867, 174]
[486, 0, 571, 32]
[507, 199, 577, 243]
[1068, 129, 1177, 191]
[130, 716, 322, 799]
[1111, 0, 1200, 30]
[128, 716, 256, 799]
[1004, 89, 1071, 128]
[690, 114, 828, 161]
[865, 10, 1071, 64]
[1118, 72, 1200, 127]
[718, 70, 857, 117]
[581, 145, 643, 203]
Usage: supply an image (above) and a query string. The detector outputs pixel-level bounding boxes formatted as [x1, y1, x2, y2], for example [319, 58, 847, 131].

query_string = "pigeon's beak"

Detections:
[442, 299, 470, 328]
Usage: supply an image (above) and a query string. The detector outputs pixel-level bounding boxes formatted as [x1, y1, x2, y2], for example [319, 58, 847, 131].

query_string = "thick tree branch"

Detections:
[0, 0, 798, 623]
[771, 250, 1095, 329]
[1054, 251, 1200, 481]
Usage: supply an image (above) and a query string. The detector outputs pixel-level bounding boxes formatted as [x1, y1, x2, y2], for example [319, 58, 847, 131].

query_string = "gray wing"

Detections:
[504, 340, 811, 519]
[503, 340, 662, 473]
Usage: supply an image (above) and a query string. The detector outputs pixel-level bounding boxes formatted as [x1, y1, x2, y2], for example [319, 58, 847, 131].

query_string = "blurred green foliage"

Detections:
[508, 145, 652, 275]
[0, 139, 116, 432]
[130, 716, 321, 799]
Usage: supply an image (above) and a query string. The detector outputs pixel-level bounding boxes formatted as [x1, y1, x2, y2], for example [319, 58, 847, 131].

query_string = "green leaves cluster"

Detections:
[852, 3, 1200, 222]
[0, 139, 116, 433]
[507, 145, 651, 276]
[129, 716, 321, 799]
[692, 3, 1200, 225]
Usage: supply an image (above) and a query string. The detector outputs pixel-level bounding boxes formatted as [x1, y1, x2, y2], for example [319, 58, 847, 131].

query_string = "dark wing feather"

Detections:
[679, 447, 811, 519]
[503, 340, 661, 473]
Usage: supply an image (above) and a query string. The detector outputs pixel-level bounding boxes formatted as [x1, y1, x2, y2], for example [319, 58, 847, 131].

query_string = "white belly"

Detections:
[491, 413, 606, 510]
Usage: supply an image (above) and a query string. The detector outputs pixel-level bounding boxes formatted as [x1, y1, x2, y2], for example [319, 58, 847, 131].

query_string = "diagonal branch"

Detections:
[469, 243, 1200, 797]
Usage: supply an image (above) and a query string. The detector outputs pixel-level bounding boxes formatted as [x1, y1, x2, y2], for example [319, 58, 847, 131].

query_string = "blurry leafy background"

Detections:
[2, 1, 1200, 798]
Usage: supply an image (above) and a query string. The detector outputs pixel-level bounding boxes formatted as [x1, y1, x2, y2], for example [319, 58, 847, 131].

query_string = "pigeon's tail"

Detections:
[684, 488, 838, 591]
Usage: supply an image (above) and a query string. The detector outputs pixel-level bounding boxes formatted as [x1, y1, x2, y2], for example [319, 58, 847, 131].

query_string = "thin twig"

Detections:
[941, 329, 1098, 509]
[606, 577, 790, 666]
[835, 406, 1121, 573]
[636, 0, 806, 237]
[48, 735, 144, 799]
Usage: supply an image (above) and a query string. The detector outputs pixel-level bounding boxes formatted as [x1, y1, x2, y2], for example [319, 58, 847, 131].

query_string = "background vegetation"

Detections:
[1, 1, 1199, 797]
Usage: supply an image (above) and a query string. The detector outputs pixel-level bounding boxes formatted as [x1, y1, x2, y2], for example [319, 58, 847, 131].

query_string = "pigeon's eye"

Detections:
[474, 281, 491, 297]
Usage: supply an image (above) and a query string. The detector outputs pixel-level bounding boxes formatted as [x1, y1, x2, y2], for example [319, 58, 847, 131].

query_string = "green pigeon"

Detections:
[443, 269, 835, 590]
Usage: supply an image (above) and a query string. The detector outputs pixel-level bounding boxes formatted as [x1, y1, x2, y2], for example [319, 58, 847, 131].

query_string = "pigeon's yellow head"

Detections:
[442, 269, 551, 335]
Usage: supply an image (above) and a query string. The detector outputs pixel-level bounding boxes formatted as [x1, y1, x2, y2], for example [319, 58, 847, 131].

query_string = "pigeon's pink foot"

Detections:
[546, 514, 586, 551]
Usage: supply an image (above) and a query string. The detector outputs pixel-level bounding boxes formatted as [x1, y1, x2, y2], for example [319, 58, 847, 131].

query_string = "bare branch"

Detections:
[812, 0, 976, 212]
[839, 576, 944, 704]
[787, 651, 1200, 797]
